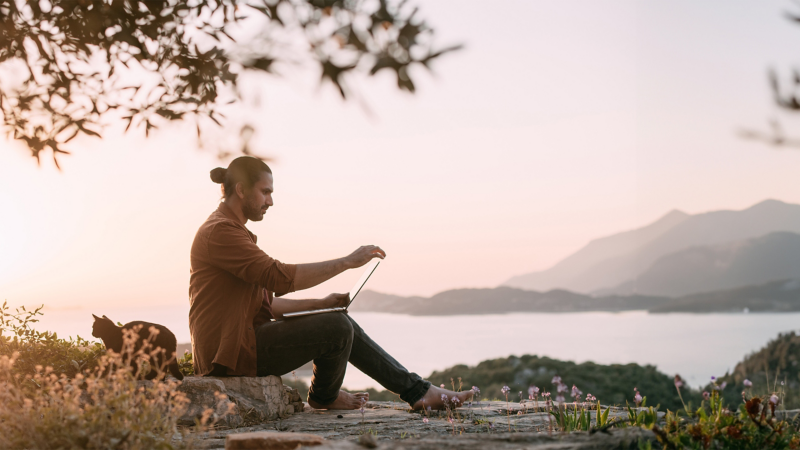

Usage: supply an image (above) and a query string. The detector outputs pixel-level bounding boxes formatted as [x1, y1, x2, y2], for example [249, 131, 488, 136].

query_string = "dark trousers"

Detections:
[256, 312, 430, 406]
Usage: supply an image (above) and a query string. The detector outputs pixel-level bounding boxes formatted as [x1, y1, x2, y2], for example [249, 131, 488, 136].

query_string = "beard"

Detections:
[242, 198, 265, 221]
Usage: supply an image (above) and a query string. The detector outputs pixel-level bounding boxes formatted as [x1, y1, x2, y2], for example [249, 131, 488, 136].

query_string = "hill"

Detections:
[426, 354, 697, 412]
[717, 331, 800, 409]
[504, 199, 800, 294]
[604, 232, 800, 297]
[349, 287, 671, 315]
[648, 279, 800, 313]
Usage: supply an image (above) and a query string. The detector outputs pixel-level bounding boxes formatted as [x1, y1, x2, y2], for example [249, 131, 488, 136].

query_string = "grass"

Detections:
[0, 303, 231, 449]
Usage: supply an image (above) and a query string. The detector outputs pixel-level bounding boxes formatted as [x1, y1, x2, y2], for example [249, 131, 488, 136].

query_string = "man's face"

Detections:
[241, 172, 274, 222]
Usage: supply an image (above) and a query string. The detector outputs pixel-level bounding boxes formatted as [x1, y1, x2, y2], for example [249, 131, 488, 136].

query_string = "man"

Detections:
[189, 156, 471, 410]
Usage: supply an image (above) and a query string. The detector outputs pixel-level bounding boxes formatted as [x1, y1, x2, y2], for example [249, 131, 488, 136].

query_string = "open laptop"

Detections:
[282, 259, 380, 318]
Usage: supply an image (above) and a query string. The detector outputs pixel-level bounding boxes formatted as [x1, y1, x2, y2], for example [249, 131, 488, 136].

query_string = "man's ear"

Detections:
[236, 181, 245, 199]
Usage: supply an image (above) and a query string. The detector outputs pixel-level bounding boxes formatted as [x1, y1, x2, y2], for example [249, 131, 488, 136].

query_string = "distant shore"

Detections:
[350, 279, 800, 316]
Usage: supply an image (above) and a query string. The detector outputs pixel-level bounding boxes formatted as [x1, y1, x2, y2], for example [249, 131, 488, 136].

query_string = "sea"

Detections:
[30, 306, 800, 390]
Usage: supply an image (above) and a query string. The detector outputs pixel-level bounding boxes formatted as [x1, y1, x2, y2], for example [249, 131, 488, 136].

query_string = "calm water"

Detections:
[33, 306, 800, 389]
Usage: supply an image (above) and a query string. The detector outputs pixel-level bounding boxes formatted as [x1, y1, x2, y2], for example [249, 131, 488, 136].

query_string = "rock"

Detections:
[176, 377, 243, 428]
[206, 376, 302, 422]
[225, 431, 324, 449]
[356, 434, 377, 448]
[137, 376, 304, 429]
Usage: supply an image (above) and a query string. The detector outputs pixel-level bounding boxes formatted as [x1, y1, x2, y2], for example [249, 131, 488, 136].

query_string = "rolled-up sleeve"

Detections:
[206, 221, 297, 294]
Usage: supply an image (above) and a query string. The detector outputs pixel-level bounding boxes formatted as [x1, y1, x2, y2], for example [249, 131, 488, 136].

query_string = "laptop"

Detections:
[282, 259, 380, 318]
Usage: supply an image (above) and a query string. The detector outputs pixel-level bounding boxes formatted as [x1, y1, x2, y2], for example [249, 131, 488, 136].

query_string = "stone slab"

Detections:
[190, 400, 659, 450]
[225, 431, 324, 449]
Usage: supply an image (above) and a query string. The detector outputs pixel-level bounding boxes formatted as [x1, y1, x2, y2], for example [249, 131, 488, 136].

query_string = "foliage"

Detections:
[624, 403, 660, 429]
[178, 349, 195, 377]
[428, 354, 698, 412]
[716, 331, 800, 409]
[0, 326, 233, 449]
[0, 0, 459, 164]
[595, 401, 612, 427]
[0, 301, 104, 379]
[654, 390, 800, 450]
[549, 404, 593, 432]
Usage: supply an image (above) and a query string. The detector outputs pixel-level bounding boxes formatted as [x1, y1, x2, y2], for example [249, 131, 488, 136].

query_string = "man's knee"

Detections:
[319, 312, 354, 342]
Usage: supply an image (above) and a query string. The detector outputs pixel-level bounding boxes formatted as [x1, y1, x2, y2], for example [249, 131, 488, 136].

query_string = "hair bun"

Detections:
[210, 167, 227, 184]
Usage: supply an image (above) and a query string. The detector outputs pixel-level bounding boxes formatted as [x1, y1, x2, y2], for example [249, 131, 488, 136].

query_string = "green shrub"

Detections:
[0, 302, 104, 380]
[178, 350, 195, 377]
[655, 390, 800, 449]
[0, 303, 232, 449]
[716, 332, 800, 409]
[428, 354, 697, 411]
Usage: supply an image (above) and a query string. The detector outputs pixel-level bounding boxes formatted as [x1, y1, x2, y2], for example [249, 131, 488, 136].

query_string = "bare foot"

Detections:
[412, 385, 473, 411]
[308, 390, 369, 410]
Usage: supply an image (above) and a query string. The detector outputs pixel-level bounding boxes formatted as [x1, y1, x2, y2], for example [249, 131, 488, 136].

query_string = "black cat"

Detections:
[91, 314, 184, 380]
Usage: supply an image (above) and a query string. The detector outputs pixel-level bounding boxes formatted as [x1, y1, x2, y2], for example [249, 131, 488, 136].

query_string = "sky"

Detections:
[2, 0, 800, 309]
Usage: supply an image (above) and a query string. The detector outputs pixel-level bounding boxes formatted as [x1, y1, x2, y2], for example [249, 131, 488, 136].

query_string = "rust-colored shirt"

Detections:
[189, 203, 297, 376]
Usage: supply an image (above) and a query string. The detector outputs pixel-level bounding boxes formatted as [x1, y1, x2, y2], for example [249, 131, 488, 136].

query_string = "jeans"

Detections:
[256, 312, 430, 406]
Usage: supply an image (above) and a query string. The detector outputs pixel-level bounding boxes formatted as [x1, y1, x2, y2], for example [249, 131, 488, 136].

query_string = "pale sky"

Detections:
[2, 0, 800, 309]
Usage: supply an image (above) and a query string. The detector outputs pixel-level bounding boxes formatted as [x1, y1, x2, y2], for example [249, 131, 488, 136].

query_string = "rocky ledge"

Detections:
[185, 398, 669, 450]
[140, 375, 305, 428]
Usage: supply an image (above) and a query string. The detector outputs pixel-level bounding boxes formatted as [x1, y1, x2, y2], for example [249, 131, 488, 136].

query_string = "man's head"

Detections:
[210, 156, 273, 222]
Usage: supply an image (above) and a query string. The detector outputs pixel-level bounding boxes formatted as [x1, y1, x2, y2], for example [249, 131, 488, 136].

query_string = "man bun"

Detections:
[210, 167, 227, 184]
[211, 157, 272, 198]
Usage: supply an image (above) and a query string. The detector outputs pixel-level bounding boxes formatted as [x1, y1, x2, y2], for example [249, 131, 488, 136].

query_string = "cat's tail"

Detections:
[168, 361, 185, 380]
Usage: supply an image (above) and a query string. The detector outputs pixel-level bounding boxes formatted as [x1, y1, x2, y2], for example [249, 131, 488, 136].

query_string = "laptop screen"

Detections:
[348, 259, 380, 306]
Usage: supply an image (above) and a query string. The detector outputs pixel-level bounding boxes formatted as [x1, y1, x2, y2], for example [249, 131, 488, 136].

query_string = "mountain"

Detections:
[503, 199, 800, 294]
[503, 209, 689, 293]
[348, 287, 670, 315]
[648, 279, 800, 313]
[603, 232, 800, 297]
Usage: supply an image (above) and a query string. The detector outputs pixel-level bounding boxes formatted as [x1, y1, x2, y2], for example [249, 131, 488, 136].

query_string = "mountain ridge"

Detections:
[348, 287, 670, 315]
[503, 199, 800, 294]
[599, 231, 800, 297]
[352, 277, 800, 316]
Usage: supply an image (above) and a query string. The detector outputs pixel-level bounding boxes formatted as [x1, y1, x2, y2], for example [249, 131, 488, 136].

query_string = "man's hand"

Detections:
[322, 293, 350, 309]
[345, 245, 386, 269]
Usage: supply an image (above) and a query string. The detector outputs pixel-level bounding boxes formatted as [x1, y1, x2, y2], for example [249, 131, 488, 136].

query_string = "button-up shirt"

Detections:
[189, 203, 297, 376]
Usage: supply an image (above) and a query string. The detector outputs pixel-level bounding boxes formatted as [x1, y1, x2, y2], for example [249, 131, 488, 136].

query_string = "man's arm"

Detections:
[292, 245, 385, 291]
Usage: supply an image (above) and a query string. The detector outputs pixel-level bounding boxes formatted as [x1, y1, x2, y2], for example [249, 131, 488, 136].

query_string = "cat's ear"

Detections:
[92, 314, 100, 320]
[102, 315, 109, 319]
